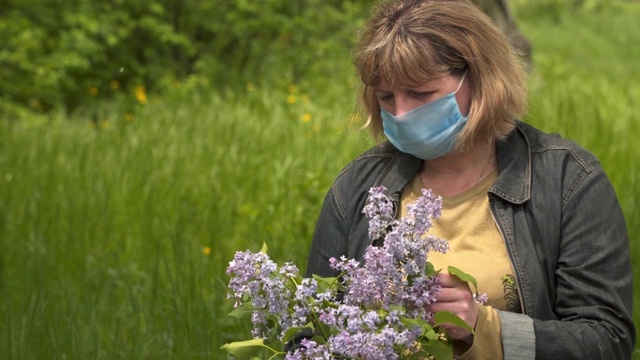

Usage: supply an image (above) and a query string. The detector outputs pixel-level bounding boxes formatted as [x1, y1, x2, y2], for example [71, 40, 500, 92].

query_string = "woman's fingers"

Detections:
[425, 273, 479, 342]
[437, 272, 468, 288]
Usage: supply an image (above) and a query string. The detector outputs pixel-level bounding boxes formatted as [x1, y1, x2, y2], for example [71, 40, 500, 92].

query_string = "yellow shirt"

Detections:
[400, 168, 520, 359]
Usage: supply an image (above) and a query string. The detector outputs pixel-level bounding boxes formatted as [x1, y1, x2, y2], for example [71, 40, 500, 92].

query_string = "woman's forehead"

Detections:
[365, 66, 448, 89]
[372, 75, 449, 91]
[360, 49, 449, 87]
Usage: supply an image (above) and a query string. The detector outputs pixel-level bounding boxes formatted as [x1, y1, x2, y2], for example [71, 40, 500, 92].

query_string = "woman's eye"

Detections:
[376, 94, 393, 102]
[411, 91, 432, 98]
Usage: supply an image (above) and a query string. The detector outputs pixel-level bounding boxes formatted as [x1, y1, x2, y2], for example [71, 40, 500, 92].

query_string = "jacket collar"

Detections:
[491, 122, 532, 204]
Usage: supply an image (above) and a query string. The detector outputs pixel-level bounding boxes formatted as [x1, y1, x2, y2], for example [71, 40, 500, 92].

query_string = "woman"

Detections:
[304, 0, 635, 358]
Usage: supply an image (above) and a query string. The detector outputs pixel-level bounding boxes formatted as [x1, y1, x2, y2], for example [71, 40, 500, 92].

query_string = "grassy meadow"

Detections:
[1, 2, 638, 359]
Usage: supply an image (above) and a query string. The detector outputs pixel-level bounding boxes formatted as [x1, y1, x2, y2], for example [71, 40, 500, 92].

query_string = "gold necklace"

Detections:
[420, 147, 495, 190]
[471, 148, 495, 188]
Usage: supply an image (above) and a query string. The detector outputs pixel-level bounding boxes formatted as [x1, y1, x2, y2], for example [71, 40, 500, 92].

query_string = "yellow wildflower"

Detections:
[246, 83, 255, 92]
[110, 80, 120, 90]
[203, 247, 212, 255]
[88, 87, 99, 96]
[134, 85, 147, 105]
[302, 113, 312, 122]
[287, 95, 297, 104]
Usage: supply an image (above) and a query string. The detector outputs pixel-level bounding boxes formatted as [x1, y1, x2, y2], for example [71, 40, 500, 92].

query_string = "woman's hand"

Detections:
[427, 273, 479, 344]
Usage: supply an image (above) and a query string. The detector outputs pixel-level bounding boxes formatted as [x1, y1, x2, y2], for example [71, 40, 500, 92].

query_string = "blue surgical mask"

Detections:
[381, 71, 468, 160]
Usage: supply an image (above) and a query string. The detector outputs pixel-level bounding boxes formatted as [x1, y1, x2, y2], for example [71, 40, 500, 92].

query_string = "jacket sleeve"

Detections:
[304, 183, 350, 279]
[533, 167, 635, 359]
[497, 310, 535, 359]
[502, 167, 635, 359]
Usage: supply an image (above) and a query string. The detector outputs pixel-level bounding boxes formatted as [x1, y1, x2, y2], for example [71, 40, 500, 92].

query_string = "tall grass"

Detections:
[0, 79, 371, 358]
[0, 2, 638, 359]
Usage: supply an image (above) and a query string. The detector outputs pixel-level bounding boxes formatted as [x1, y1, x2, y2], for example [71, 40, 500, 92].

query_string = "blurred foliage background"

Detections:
[0, 0, 371, 119]
[2, 0, 626, 120]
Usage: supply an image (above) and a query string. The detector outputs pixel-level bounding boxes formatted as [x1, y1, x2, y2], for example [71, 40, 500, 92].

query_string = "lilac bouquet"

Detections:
[223, 186, 483, 359]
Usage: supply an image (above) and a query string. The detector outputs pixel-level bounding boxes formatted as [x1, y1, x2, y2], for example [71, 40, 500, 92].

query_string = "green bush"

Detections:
[0, 0, 372, 120]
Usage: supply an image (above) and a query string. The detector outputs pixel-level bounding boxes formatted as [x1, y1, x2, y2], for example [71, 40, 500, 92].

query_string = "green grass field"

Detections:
[1, 2, 638, 359]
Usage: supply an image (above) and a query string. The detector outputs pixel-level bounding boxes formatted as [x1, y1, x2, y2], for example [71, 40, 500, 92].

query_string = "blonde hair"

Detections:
[353, 0, 528, 151]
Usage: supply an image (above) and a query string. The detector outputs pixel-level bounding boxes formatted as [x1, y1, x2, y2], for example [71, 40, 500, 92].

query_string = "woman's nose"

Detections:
[393, 96, 418, 117]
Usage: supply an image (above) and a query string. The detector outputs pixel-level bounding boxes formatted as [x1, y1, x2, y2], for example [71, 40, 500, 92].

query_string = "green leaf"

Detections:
[315, 321, 339, 338]
[400, 316, 428, 328]
[310, 335, 328, 345]
[421, 339, 454, 360]
[227, 302, 258, 320]
[447, 266, 478, 292]
[260, 242, 268, 254]
[433, 311, 474, 333]
[400, 316, 432, 336]
[282, 323, 314, 343]
[311, 274, 337, 284]
[312, 274, 338, 293]
[263, 336, 284, 353]
[424, 262, 440, 277]
[220, 339, 273, 358]
[423, 326, 438, 340]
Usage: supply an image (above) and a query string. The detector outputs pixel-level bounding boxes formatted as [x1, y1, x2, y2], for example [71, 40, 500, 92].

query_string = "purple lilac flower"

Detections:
[397, 326, 424, 351]
[284, 351, 303, 360]
[424, 234, 450, 254]
[225, 186, 462, 358]
[315, 289, 335, 302]
[284, 339, 330, 360]
[345, 247, 399, 308]
[406, 188, 442, 235]
[318, 307, 338, 328]
[352, 187, 447, 312]
[402, 274, 443, 320]
[329, 328, 402, 360]
[375, 326, 404, 358]
[304, 340, 333, 359]
[263, 276, 291, 317]
[250, 311, 267, 337]
[226, 249, 310, 340]
[386, 309, 401, 324]
[363, 186, 397, 241]
[280, 262, 299, 278]
[319, 300, 428, 359]
[295, 278, 318, 302]
[226, 250, 278, 301]
[329, 330, 365, 358]
[251, 294, 267, 309]
[362, 310, 380, 330]
[329, 255, 359, 273]
[475, 293, 489, 305]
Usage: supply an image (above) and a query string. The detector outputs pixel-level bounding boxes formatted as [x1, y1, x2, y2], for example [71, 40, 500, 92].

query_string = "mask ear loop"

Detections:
[453, 70, 468, 94]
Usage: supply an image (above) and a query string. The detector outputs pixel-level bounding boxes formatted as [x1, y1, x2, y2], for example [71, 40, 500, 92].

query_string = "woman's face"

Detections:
[373, 72, 471, 117]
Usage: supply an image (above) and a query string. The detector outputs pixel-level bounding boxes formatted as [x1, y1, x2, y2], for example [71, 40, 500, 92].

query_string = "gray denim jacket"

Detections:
[305, 121, 635, 359]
